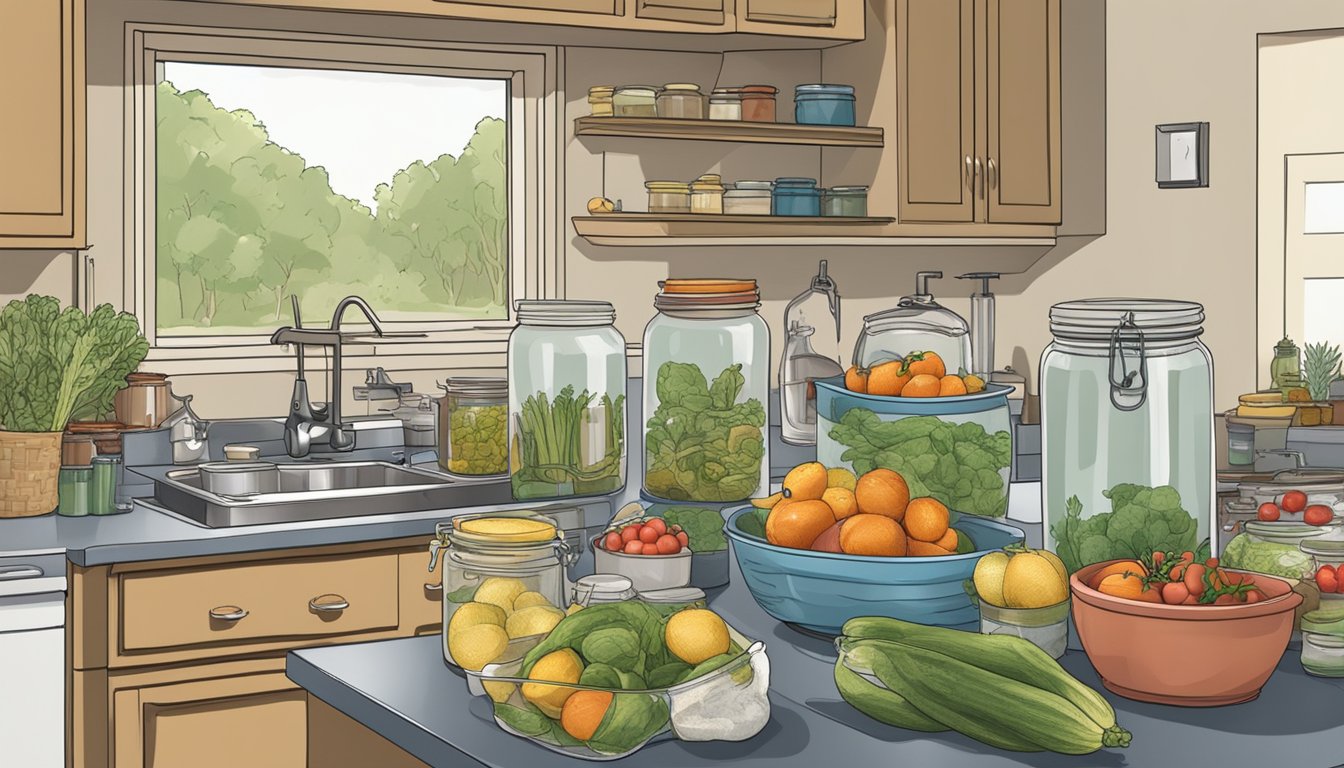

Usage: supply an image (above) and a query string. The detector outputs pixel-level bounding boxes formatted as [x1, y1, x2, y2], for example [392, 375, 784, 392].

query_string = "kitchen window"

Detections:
[129, 29, 555, 364]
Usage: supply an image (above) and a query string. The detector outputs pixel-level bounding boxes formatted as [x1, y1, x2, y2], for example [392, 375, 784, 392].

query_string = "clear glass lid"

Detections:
[852, 270, 971, 370]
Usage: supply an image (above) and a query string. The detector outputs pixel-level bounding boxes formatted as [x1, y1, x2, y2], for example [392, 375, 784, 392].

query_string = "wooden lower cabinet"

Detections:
[308, 695, 429, 768]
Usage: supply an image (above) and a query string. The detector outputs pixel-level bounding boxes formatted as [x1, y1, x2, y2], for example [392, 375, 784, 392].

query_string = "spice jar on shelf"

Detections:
[646, 181, 692, 214]
[724, 180, 773, 215]
[690, 174, 725, 214]
[708, 88, 743, 121]
[795, 84, 857, 126]
[739, 85, 778, 122]
[823, 186, 869, 217]
[656, 83, 706, 119]
[587, 86, 615, 117]
[613, 85, 658, 117]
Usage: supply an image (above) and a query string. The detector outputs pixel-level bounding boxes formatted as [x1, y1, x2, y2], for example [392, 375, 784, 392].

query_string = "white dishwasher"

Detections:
[0, 554, 67, 768]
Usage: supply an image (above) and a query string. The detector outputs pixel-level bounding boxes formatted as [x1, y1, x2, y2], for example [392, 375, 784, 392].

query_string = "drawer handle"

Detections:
[309, 594, 350, 613]
[424, 582, 443, 593]
[209, 605, 248, 622]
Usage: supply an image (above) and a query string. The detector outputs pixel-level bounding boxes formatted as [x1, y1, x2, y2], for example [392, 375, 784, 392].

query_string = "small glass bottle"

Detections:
[781, 261, 844, 446]
[90, 455, 120, 515]
[690, 174, 725, 215]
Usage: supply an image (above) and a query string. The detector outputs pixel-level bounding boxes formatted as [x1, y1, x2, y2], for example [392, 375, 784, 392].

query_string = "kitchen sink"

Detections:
[153, 461, 515, 527]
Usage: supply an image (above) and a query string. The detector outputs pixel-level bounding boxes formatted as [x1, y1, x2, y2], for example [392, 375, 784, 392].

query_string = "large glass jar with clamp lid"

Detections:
[428, 512, 578, 670]
[852, 270, 971, 374]
[1041, 300, 1214, 573]
[508, 300, 627, 501]
[642, 279, 770, 503]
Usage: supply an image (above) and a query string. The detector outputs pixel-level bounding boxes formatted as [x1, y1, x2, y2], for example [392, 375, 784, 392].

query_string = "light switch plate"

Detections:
[1156, 122, 1209, 188]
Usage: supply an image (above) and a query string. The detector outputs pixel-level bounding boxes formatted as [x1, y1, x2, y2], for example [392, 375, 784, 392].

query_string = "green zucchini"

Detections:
[840, 617, 1118, 731]
[833, 648, 946, 734]
[874, 641, 1130, 754]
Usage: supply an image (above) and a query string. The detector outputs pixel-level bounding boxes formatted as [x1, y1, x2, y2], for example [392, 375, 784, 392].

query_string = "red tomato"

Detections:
[1205, 557, 1219, 570]
[1257, 503, 1281, 522]
[655, 534, 680, 555]
[642, 543, 659, 555]
[1317, 565, 1340, 594]
[603, 532, 623, 551]
[1282, 490, 1308, 514]
[1244, 590, 1265, 604]
[623, 539, 644, 555]
[675, 531, 690, 548]
[1161, 582, 1190, 605]
[621, 525, 641, 543]
[645, 518, 668, 536]
[638, 526, 660, 544]
[1305, 505, 1335, 526]
[1151, 551, 1166, 566]
[1213, 594, 1238, 606]
[1180, 550, 1195, 563]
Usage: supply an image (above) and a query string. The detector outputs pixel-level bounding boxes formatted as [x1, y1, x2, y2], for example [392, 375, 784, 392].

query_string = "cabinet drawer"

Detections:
[744, 0, 837, 26]
[636, 0, 724, 25]
[118, 554, 398, 654]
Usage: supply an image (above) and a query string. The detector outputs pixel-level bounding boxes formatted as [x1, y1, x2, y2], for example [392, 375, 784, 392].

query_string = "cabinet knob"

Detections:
[965, 155, 974, 191]
[309, 594, 350, 613]
[209, 605, 248, 622]
[987, 157, 998, 189]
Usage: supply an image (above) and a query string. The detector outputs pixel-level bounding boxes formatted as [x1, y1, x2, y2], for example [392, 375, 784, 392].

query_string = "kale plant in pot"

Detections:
[0, 296, 148, 517]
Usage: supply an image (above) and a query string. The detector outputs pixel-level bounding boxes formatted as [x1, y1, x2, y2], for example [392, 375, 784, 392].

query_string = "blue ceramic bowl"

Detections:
[725, 506, 1024, 634]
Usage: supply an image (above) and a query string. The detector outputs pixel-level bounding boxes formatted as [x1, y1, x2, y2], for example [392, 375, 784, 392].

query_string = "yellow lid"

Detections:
[457, 516, 557, 543]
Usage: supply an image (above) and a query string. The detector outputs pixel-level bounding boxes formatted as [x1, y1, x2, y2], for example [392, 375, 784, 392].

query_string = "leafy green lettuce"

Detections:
[826, 409, 1011, 517]
[0, 296, 149, 432]
[660, 506, 727, 552]
[644, 362, 766, 502]
[1051, 484, 1199, 573]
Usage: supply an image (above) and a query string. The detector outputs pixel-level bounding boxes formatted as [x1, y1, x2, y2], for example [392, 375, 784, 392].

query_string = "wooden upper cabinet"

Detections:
[0, 0, 84, 246]
[738, 0, 864, 39]
[435, 0, 622, 14]
[986, 0, 1061, 223]
[636, 0, 724, 26]
[896, 0, 976, 223]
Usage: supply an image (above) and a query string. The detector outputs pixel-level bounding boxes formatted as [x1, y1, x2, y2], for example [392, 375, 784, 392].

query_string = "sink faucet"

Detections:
[271, 295, 416, 458]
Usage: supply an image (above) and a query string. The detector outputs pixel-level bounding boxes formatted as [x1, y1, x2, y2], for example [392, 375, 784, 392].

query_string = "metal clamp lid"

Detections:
[1108, 312, 1149, 411]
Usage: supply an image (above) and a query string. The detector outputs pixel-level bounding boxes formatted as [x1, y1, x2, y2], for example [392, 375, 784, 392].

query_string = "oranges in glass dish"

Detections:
[843, 351, 986, 398]
[754, 462, 966, 558]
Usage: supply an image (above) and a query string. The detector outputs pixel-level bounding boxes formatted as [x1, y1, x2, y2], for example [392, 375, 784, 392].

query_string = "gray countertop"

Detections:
[288, 553, 1344, 768]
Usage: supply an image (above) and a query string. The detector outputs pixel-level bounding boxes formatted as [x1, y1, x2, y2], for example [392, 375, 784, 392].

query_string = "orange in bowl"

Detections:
[839, 514, 907, 557]
[866, 361, 910, 396]
[900, 374, 942, 398]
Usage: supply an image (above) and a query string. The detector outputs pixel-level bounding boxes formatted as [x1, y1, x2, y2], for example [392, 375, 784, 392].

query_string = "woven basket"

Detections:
[0, 430, 62, 517]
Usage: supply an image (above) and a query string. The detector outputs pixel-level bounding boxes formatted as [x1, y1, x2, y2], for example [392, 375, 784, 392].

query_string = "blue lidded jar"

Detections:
[772, 177, 821, 217]
[795, 84, 856, 127]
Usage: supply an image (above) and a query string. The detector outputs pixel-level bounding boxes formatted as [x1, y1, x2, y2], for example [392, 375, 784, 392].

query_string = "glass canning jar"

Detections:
[437, 377, 509, 478]
[772, 177, 821, 216]
[642, 279, 770, 503]
[588, 86, 615, 117]
[739, 85, 778, 122]
[646, 181, 692, 214]
[656, 83, 706, 119]
[723, 181, 773, 215]
[508, 300, 627, 500]
[690, 174, 725, 214]
[1042, 300, 1215, 574]
[428, 514, 578, 669]
[613, 85, 658, 117]
[823, 186, 869, 217]
[708, 88, 743, 121]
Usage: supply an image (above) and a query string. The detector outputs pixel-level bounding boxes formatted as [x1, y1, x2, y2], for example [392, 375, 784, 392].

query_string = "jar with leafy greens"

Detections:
[438, 377, 509, 477]
[508, 301, 627, 500]
[643, 280, 769, 502]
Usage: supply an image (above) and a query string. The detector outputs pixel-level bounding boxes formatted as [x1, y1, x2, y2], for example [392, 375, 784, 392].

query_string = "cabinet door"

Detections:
[896, 0, 976, 222]
[986, 0, 1061, 224]
[0, 0, 83, 244]
[432, 0, 621, 14]
[636, 0, 724, 25]
[112, 673, 305, 768]
[743, 0, 835, 26]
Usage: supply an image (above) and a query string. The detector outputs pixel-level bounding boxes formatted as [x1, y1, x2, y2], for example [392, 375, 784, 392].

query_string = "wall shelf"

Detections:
[572, 214, 1057, 247]
[573, 117, 884, 147]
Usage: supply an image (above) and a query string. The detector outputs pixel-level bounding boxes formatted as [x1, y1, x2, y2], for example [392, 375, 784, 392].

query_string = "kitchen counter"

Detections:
[289, 554, 1344, 768]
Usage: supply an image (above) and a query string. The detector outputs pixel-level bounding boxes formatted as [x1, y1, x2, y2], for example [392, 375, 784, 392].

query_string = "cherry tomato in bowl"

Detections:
[1304, 504, 1335, 527]
[1281, 490, 1308, 514]
[1257, 502, 1281, 522]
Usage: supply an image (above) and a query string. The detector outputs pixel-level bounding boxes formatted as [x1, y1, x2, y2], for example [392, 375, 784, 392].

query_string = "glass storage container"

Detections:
[1301, 608, 1344, 677]
[690, 174, 725, 214]
[822, 185, 869, 217]
[771, 177, 821, 217]
[57, 466, 92, 517]
[1271, 336, 1304, 392]
[428, 513, 578, 670]
[90, 455, 119, 516]
[780, 261, 843, 446]
[1221, 521, 1328, 580]
[508, 300, 628, 500]
[587, 86, 615, 117]
[1042, 300, 1215, 573]
[438, 377, 509, 478]
[851, 270, 971, 372]
[708, 88, 742, 121]
[646, 181, 692, 214]
[979, 600, 1069, 660]
[723, 181, 773, 215]
[656, 83, 705, 119]
[613, 85, 658, 117]
[795, 84, 856, 126]
[739, 85, 778, 122]
[643, 279, 770, 503]
[384, 392, 436, 448]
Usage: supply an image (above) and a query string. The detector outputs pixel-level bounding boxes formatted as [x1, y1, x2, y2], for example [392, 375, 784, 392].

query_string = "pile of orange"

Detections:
[844, 351, 985, 398]
[755, 463, 960, 557]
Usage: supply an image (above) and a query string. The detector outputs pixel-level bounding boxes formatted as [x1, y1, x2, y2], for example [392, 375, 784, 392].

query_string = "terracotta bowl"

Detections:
[1070, 560, 1302, 707]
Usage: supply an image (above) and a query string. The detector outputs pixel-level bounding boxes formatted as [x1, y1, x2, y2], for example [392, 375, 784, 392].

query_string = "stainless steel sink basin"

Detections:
[154, 461, 514, 527]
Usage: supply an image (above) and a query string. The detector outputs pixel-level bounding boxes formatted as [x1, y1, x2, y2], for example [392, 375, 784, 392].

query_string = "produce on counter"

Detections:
[841, 352, 987, 398]
[972, 546, 1069, 609]
[757, 463, 973, 557]
[447, 402, 509, 476]
[827, 411, 1011, 517]
[446, 576, 565, 671]
[835, 617, 1131, 755]
[599, 517, 691, 556]
[512, 386, 625, 498]
[645, 362, 767, 502]
[1081, 548, 1271, 606]
[1050, 485, 1199, 573]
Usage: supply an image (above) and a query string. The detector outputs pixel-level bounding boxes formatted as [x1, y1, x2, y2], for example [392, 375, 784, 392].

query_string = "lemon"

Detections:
[483, 680, 516, 704]
[474, 577, 529, 615]
[449, 623, 510, 671]
[447, 601, 506, 638]
[522, 649, 584, 718]
[826, 467, 858, 491]
[665, 608, 731, 665]
[513, 591, 553, 611]
[459, 517, 556, 542]
[972, 551, 1010, 608]
[1037, 549, 1069, 587]
[1002, 552, 1069, 608]
[505, 605, 564, 639]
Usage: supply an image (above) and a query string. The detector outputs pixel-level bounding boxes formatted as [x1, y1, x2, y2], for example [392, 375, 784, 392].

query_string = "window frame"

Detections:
[126, 26, 558, 371]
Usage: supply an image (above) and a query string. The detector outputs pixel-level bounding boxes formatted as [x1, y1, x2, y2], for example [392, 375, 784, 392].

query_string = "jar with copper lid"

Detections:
[642, 279, 770, 502]
[114, 371, 172, 428]
[587, 86, 615, 117]
[65, 421, 123, 463]
[739, 85, 778, 122]
[690, 174, 725, 214]
[656, 83, 706, 119]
